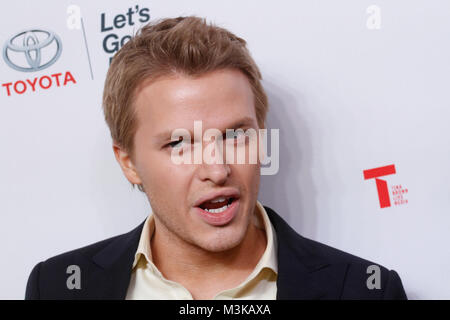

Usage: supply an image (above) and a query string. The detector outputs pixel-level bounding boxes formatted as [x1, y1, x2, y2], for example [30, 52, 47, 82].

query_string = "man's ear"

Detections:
[112, 142, 142, 185]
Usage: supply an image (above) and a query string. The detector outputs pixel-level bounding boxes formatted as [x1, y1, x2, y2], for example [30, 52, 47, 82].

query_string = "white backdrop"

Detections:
[1, 0, 449, 299]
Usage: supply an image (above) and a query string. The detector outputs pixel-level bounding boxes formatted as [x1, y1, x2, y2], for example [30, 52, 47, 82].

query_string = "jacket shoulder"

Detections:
[25, 223, 143, 299]
[299, 235, 379, 266]
[264, 205, 407, 299]
[298, 235, 407, 299]
[43, 231, 129, 267]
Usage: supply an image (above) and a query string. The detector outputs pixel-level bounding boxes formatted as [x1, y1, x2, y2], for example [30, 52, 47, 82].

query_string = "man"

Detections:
[25, 16, 407, 300]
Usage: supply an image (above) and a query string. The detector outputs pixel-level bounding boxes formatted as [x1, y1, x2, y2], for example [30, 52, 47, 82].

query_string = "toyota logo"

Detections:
[2, 29, 62, 72]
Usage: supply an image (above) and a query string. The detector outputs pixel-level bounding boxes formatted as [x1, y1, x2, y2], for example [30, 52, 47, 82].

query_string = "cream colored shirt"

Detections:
[125, 200, 278, 300]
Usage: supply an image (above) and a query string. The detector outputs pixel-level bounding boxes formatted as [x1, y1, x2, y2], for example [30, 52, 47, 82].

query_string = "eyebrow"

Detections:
[154, 116, 258, 143]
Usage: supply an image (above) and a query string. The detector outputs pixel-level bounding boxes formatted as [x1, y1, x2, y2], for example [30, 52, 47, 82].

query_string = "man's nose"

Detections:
[196, 140, 231, 184]
[197, 162, 231, 185]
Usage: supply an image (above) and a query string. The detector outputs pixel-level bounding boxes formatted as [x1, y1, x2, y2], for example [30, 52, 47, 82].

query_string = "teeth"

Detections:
[211, 197, 227, 203]
[204, 203, 230, 213]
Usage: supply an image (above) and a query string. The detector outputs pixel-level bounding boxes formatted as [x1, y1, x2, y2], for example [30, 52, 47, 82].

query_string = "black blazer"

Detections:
[25, 206, 407, 299]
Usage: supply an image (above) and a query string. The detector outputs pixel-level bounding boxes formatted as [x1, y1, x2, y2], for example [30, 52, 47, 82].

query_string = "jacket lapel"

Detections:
[90, 220, 145, 299]
[264, 206, 348, 300]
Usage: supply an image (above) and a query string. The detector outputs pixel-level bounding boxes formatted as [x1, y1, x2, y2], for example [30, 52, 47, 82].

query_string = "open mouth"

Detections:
[198, 197, 236, 214]
[193, 189, 240, 226]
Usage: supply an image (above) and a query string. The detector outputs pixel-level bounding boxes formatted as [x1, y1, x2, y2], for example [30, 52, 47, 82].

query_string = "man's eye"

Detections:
[166, 140, 184, 148]
[225, 130, 246, 141]
[225, 130, 245, 139]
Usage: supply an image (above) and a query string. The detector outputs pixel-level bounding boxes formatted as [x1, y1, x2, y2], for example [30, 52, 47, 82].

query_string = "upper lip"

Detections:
[193, 188, 240, 207]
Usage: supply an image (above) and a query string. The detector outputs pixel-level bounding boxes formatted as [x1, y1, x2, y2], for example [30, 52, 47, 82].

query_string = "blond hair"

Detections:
[102, 16, 268, 192]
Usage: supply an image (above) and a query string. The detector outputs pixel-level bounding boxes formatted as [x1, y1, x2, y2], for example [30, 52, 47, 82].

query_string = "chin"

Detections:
[195, 227, 248, 253]
[198, 240, 240, 253]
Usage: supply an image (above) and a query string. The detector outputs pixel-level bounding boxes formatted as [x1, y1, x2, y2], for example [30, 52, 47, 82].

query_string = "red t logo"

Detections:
[363, 164, 396, 208]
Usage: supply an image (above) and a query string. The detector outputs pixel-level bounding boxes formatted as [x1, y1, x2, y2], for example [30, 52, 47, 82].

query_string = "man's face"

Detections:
[123, 68, 261, 252]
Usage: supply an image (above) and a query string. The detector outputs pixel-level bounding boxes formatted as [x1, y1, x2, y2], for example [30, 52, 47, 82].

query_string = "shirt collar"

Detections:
[131, 200, 278, 275]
